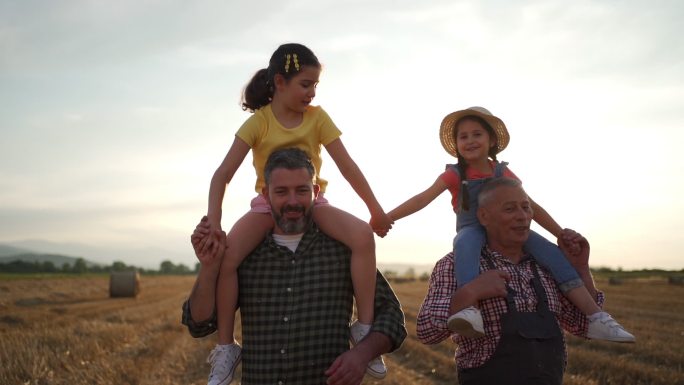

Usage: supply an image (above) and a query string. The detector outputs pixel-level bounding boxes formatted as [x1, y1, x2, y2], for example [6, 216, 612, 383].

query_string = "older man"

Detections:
[416, 177, 631, 385]
[182, 148, 406, 385]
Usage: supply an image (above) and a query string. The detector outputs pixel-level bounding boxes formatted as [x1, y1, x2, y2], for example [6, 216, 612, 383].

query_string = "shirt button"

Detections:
[291, 259, 295, 264]
[283, 316, 289, 322]
[286, 287, 292, 292]
[278, 381, 284, 385]
[281, 348, 286, 354]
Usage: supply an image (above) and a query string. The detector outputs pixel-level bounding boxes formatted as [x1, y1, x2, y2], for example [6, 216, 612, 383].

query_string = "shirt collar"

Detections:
[483, 245, 533, 266]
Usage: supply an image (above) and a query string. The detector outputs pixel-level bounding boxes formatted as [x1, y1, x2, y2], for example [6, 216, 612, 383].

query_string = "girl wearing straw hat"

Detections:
[384, 106, 634, 343]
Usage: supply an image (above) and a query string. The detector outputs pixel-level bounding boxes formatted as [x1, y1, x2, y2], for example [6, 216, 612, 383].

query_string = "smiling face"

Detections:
[263, 167, 320, 235]
[477, 183, 534, 258]
[274, 65, 320, 113]
[455, 118, 497, 163]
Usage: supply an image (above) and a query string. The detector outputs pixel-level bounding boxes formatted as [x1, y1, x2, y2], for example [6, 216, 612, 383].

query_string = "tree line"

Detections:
[0, 258, 200, 275]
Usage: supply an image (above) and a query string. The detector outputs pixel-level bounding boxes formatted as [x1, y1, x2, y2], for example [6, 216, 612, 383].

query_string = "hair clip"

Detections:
[285, 54, 291, 73]
[293, 54, 300, 72]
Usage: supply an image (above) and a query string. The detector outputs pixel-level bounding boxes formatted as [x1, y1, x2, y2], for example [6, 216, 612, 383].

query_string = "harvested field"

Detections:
[0, 275, 682, 384]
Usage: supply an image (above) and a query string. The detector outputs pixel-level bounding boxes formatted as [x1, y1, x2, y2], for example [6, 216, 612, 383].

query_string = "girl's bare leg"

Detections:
[314, 205, 376, 324]
[565, 286, 601, 315]
[216, 212, 273, 344]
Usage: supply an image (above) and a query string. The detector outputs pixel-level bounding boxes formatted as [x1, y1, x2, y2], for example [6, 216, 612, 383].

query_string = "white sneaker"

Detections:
[207, 343, 242, 385]
[447, 306, 485, 337]
[350, 320, 387, 379]
[587, 312, 635, 343]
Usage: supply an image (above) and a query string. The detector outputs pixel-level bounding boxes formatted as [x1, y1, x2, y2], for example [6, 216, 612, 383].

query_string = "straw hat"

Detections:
[439, 106, 510, 158]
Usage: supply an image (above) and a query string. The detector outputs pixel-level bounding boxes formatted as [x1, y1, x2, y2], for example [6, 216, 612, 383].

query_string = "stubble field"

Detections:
[1, 274, 682, 385]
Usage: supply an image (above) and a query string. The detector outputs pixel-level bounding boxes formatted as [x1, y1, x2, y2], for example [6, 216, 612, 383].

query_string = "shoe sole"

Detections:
[587, 335, 636, 343]
[366, 366, 387, 379]
[447, 316, 485, 338]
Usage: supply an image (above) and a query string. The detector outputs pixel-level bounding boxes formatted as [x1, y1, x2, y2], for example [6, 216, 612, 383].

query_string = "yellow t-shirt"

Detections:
[236, 104, 342, 193]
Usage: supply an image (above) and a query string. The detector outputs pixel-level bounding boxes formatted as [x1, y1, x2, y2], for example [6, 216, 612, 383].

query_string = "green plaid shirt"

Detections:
[182, 225, 407, 385]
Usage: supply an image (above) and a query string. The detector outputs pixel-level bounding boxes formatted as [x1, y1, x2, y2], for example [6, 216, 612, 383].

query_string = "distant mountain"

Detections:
[0, 253, 100, 268]
[0, 239, 190, 269]
[0, 244, 33, 257]
[377, 262, 435, 277]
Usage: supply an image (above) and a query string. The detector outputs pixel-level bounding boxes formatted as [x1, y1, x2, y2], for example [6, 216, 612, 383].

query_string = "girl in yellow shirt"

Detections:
[198, 43, 393, 385]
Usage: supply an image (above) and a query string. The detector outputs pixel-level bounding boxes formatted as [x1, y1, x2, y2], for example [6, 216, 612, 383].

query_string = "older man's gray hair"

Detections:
[478, 177, 525, 207]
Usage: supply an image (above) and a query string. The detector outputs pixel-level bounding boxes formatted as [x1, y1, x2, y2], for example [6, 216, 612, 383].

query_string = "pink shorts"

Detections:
[249, 193, 330, 214]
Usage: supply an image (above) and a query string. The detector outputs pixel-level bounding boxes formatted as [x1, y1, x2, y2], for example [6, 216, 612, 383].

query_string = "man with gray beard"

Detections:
[182, 148, 406, 385]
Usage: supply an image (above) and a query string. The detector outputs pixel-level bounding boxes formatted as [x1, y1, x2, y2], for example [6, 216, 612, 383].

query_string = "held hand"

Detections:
[324, 349, 367, 385]
[558, 229, 590, 270]
[369, 211, 394, 238]
[190, 217, 226, 268]
[557, 228, 581, 256]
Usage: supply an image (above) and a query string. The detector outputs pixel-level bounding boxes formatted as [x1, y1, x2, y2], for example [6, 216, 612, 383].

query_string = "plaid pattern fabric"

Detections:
[417, 248, 604, 370]
[182, 225, 406, 385]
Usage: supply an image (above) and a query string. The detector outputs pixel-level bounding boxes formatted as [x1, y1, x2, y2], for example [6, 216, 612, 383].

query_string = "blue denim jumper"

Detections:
[450, 161, 582, 292]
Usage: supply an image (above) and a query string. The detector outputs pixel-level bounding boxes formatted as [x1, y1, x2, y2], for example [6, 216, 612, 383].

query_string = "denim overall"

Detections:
[450, 162, 582, 292]
[457, 257, 565, 385]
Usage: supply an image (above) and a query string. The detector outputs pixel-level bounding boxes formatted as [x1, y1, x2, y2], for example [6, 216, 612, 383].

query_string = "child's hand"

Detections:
[191, 216, 226, 268]
[558, 228, 582, 257]
[370, 211, 394, 238]
[558, 229, 590, 269]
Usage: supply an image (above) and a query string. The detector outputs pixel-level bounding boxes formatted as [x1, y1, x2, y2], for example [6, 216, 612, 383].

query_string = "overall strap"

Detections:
[493, 161, 509, 178]
[483, 253, 518, 313]
[446, 163, 463, 180]
[529, 263, 551, 312]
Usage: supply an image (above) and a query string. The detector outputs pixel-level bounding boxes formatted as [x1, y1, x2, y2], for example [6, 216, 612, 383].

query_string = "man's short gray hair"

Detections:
[264, 148, 316, 185]
[478, 177, 524, 207]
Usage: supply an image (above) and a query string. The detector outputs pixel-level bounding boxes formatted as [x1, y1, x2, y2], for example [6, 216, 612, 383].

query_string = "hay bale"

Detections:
[608, 277, 623, 285]
[668, 276, 684, 286]
[109, 271, 140, 298]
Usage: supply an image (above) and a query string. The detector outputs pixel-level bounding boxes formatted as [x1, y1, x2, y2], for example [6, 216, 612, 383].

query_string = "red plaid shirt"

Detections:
[416, 248, 604, 369]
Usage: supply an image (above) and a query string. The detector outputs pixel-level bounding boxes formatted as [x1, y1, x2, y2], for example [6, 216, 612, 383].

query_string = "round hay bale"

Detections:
[608, 276, 623, 285]
[109, 271, 140, 298]
[668, 276, 684, 286]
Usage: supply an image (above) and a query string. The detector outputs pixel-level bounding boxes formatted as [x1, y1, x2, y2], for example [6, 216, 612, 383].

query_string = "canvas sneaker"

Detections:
[207, 343, 242, 385]
[587, 312, 635, 343]
[350, 320, 387, 379]
[447, 306, 485, 337]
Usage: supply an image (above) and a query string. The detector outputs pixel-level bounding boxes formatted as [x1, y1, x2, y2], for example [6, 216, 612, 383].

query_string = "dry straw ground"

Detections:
[0, 274, 682, 384]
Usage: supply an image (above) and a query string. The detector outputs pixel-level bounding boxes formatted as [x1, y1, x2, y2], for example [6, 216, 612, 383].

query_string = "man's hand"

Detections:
[191, 216, 226, 269]
[558, 229, 590, 270]
[557, 228, 582, 256]
[450, 270, 510, 313]
[324, 349, 367, 385]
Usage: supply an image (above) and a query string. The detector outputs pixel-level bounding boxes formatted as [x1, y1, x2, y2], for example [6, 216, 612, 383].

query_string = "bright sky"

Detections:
[1, 0, 683, 270]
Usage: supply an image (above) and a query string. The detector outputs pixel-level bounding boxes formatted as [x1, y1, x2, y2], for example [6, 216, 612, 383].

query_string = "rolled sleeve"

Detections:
[371, 271, 407, 352]
[416, 255, 455, 345]
[559, 290, 606, 337]
[181, 300, 218, 338]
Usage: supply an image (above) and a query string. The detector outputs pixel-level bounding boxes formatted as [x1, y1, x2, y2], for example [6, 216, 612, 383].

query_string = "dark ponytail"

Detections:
[241, 43, 321, 112]
[242, 68, 271, 112]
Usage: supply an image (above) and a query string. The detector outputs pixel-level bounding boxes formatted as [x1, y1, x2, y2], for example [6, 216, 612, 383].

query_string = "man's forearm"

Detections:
[188, 264, 220, 322]
[352, 331, 392, 362]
